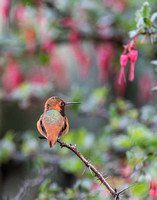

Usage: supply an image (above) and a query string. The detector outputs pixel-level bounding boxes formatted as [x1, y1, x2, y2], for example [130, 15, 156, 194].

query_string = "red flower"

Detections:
[137, 75, 153, 105]
[2, 61, 23, 92]
[114, 74, 126, 97]
[41, 39, 56, 53]
[69, 30, 91, 79]
[61, 18, 77, 28]
[150, 180, 157, 198]
[128, 49, 138, 81]
[50, 54, 69, 89]
[97, 45, 109, 83]
[29, 67, 49, 86]
[69, 30, 80, 44]
[35, 0, 43, 6]
[118, 53, 128, 85]
[1, 0, 10, 22]
[103, 0, 128, 13]
[14, 4, 25, 21]
[25, 27, 36, 54]
[97, 43, 115, 84]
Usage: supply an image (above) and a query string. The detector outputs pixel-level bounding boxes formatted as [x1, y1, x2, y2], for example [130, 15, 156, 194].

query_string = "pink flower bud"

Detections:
[150, 189, 156, 198]
[14, 4, 25, 21]
[1, 0, 10, 21]
[128, 49, 138, 63]
[128, 49, 138, 81]
[118, 65, 126, 85]
[69, 30, 80, 44]
[129, 62, 135, 81]
[2, 61, 23, 92]
[61, 18, 77, 28]
[120, 54, 128, 67]
[118, 53, 128, 85]
[114, 75, 126, 97]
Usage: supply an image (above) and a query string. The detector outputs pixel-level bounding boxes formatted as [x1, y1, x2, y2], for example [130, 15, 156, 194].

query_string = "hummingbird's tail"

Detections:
[47, 134, 58, 148]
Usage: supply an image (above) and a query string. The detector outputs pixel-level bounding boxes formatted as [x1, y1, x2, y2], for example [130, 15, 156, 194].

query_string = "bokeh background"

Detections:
[0, 0, 157, 199]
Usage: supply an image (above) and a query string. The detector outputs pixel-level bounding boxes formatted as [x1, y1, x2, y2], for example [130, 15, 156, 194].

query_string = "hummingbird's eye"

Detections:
[60, 102, 64, 106]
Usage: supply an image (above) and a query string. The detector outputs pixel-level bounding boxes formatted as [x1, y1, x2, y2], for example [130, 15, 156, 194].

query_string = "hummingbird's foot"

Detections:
[38, 136, 47, 140]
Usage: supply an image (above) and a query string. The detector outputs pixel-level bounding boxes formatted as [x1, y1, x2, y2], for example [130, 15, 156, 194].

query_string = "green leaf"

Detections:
[144, 154, 157, 162]
[93, 86, 108, 98]
[114, 135, 131, 149]
[148, 138, 157, 152]
[131, 182, 149, 197]
[142, 2, 151, 19]
[126, 148, 144, 166]
[143, 17, 152, 26]
[79, 179, 92, 193]
[40, 179, 51, 193]
[148, 160, 157, 179]
[127, 125, 153, 147]
[48, 183, 61, 193]
[60, 157, 83, 173]
[128, 109, 139, 119]
[135, 2, 151, 28]
[135, 9, 142, 23]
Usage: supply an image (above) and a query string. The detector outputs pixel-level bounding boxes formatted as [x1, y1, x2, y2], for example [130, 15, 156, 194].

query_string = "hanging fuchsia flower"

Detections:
[25, 27, 36, 54]
[35, 0, 43, 6]
[103, 0, 128, 13]
[69, 30, 91, 79]
[97, 43, 115, 84]
[1, 0, 10, 23]
[150, 180, 157, 198]
[42, 39, 56, 53]
[118, 36, 138, 85]
[2, 61, 23, 92]
[118, 53, 128, 85]
[97, 45, 109, 83]
[29, 67, 49, 86]
[50, 54, 69, 89]
[114, 74, 126, 97]
[128, 49, 138, 81]
[61, 18, 77, 28]
[14, 4, 25, 22]
[69, 30, 80, 44]
[137, 74, 153, 105]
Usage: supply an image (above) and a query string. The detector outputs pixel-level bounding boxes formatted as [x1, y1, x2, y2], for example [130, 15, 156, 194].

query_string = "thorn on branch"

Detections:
[57, 138, 132, 199]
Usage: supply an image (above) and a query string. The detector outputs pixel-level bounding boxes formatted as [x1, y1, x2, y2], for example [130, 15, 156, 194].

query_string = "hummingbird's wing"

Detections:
[37, 115, 47, 138]
[41, 110, 65, 148]
[58, 116, 69, 138]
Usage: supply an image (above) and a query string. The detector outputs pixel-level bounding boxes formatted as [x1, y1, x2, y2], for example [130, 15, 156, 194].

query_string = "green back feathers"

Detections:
[44, 109, 62, 126]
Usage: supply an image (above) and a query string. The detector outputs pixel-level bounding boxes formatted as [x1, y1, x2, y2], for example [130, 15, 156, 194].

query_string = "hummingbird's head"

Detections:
[44, 96, 80, 116]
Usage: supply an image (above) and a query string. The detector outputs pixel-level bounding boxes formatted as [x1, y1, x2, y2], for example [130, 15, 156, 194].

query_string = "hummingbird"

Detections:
[37, 96, 80, 148]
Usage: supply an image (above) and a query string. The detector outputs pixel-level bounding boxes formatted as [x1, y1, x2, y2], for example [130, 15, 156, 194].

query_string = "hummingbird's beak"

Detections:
[66, 102, 80, 105]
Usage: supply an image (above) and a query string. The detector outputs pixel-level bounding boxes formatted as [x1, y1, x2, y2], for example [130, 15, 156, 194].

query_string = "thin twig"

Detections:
[11, 167, 53, 200]
[57, 138, 128, 199]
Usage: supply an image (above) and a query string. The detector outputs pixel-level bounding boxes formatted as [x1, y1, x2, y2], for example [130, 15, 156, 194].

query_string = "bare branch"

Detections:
[57, 138, 129, 199]
[11, 167, 53, 200]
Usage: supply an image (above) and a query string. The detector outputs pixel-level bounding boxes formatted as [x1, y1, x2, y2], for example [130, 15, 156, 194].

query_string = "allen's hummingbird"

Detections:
[37, 96, 80, 148]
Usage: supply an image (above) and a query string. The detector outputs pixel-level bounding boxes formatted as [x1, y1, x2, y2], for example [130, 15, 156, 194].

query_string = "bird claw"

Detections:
[38, 136, 47, 140]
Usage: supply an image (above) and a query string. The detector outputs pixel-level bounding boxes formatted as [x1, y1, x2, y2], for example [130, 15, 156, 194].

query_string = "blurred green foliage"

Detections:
[0, 1, 157, 200]
[1, 90, 157, 199]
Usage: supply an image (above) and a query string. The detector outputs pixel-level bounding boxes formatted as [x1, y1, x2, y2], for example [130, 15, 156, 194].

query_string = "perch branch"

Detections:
[57, 139, 127, 199]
